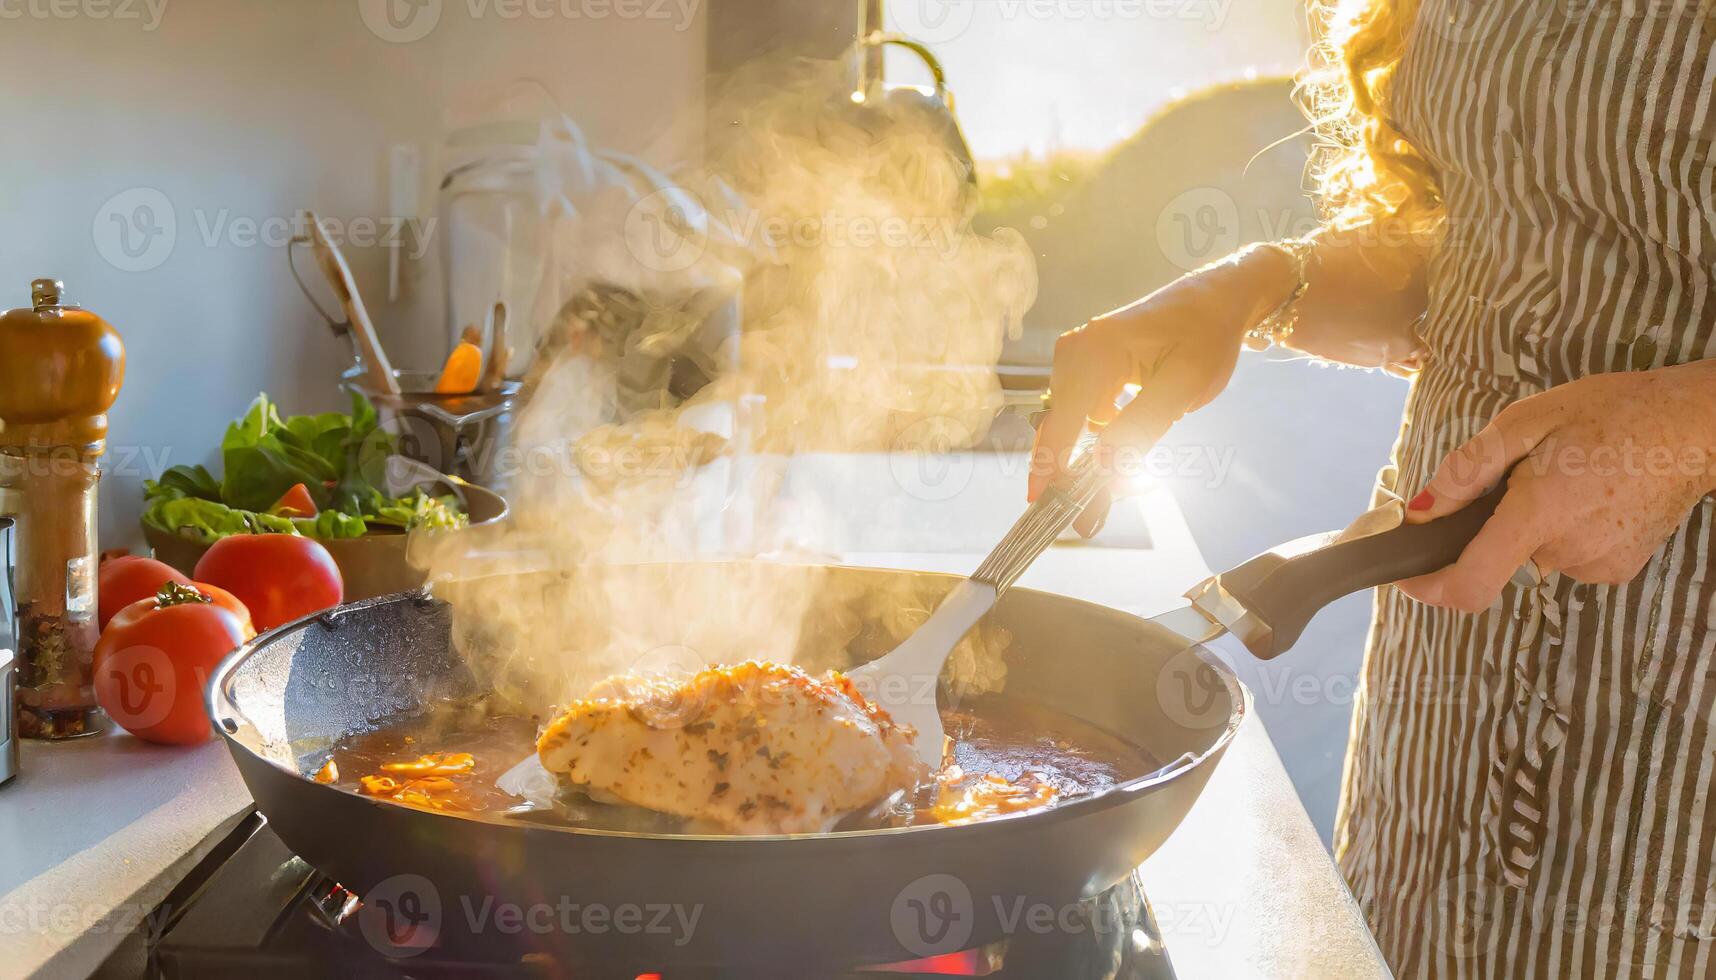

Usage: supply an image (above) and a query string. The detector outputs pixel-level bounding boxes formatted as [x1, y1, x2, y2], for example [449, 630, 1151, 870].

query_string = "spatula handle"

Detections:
[972, 437, 1106, 591]
[1215, 479, 1510, 659]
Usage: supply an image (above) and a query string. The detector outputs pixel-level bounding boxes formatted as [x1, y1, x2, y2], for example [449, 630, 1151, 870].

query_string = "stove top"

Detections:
[119, 810, 1175, 979]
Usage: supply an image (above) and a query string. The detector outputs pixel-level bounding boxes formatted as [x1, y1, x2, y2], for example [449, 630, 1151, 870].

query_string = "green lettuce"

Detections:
[297, 509, 370, 540]
[369, 493, 467, 532]
[152, 463, 222, 502]
[218, 392, 390, 513]
[142, 495, 299, 544]
[143, 391, 465, 544]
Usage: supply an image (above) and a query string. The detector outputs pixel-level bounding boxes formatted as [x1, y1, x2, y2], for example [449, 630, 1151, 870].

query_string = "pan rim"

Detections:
[207, 564, 1249, 844]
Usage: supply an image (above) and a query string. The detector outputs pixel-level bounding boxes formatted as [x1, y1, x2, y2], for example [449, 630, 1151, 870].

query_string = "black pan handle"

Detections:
[1215, 479, 1510, 659]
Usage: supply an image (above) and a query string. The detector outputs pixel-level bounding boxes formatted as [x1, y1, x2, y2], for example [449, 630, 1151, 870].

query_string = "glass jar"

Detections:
[439, 120, 546, 370]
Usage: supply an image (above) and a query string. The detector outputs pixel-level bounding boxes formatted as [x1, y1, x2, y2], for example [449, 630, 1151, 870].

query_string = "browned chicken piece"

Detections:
[536, 661, 925, 834]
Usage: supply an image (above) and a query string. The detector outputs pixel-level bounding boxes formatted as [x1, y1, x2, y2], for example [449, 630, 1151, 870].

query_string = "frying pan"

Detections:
[209, 564, 1241, 968]
[207, 490, 1502, 969]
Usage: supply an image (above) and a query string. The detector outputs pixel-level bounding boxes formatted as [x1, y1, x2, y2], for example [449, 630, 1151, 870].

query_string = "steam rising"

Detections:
[419, 57, 1036, 712]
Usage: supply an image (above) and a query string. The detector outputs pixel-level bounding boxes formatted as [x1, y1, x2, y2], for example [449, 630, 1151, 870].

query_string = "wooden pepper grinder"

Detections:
[0, 279, 125, 738]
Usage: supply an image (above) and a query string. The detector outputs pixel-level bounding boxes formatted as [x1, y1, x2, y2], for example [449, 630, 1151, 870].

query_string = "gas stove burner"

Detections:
[129, 810, 1174, 979]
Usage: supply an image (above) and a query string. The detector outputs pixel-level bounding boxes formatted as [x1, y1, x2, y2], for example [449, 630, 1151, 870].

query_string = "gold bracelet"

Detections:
[1243, 238, 1316, 351]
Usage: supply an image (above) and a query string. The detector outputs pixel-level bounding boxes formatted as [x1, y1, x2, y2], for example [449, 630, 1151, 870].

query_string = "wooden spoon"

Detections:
[302, 210, 399, 395]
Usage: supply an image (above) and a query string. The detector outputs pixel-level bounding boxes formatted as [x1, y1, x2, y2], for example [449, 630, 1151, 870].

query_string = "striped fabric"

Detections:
[1332, 1, 1716, 976]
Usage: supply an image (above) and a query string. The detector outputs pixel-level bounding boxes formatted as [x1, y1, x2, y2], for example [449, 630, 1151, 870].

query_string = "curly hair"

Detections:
[1300, 0, 1445, 232]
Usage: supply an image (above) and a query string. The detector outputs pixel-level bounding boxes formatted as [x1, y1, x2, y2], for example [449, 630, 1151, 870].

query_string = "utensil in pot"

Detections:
[479, 301, 509, 393]
[299, 211, 400, 395]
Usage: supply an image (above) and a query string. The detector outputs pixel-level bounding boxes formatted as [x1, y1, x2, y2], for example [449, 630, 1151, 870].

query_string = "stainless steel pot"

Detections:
[340, 367, 522, 490]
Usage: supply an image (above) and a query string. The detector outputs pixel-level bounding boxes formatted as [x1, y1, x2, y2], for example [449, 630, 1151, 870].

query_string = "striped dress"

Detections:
[1332, 1, 1716, 976]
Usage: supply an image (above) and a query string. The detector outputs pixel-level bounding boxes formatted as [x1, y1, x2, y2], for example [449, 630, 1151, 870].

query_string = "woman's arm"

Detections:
[1282, 223, 1430, 369]
[1031, 218, 1432, 514]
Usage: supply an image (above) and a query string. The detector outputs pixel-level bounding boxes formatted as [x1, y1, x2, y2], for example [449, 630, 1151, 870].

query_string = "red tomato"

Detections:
[190, 581, 256, 640]
[98, 555, 190, 630]
[193, 534, 343, 631]
[94, 582, 252, 745]
[270, 482, 319, 518]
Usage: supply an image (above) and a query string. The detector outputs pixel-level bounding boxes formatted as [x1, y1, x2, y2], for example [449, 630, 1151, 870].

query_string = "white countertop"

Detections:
[0, 735, 250, 979]
[0, 466, 1386, 979]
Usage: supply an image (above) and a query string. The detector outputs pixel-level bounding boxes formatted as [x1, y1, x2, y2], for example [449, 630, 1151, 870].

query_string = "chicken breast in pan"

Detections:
[536, 661, 926, 834]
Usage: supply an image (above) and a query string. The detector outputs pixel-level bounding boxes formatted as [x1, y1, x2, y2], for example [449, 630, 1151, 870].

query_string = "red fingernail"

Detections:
[1407, 490, 1435, 511]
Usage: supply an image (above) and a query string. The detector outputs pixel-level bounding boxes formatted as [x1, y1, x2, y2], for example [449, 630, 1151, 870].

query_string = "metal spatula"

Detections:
[851, 445, 1511, 769]
[848, 449, 1109, 768]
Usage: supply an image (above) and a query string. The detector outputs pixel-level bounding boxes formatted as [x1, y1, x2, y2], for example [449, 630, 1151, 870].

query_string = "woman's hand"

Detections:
[1397, 361, 1716, 611]
[1030, 244, 1297, 531]
[1032, 223, 1432, 536]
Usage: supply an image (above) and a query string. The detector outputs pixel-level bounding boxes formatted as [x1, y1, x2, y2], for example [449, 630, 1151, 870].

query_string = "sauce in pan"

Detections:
[320, 695, 1160, 833]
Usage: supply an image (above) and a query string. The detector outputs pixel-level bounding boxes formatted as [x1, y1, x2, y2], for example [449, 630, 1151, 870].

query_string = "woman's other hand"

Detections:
[1030, 244, 1298, 530]
[1397, 361, 1716, 610]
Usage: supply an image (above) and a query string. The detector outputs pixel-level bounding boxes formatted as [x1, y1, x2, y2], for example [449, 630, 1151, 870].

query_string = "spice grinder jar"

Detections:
[0, 279, 125, 739]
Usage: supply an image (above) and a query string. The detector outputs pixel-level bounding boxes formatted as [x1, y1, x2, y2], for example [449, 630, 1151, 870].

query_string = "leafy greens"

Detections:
[144, 392, 469, 545]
